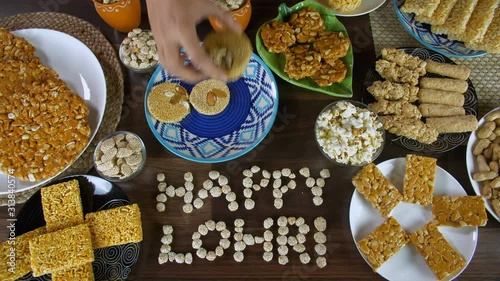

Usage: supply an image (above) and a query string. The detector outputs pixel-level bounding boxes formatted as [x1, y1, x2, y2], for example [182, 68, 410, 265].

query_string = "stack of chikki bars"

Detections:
[0, 179, 143, 280]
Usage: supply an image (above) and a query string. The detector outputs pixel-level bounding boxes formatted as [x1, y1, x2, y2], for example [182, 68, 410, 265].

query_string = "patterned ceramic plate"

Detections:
[145, 54, 278, 163]
[363, 47, 478, 154]
[255, 1, 353, 98]
[15, 175, 140, 281]
[394, 0, 487, 58]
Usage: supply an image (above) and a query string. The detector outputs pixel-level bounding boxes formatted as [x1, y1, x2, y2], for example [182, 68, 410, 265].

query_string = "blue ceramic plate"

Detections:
[145, 54, 279, 163]
[363, 47, 478, 154]
[394, 0, 487, 58]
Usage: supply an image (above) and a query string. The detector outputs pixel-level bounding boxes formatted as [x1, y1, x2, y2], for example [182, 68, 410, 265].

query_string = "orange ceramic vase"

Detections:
[209, 0, 252, 31]
[93, 0, 141, 33]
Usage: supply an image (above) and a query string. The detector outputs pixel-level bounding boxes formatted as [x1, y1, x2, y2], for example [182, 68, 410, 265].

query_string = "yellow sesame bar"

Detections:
[357, 217, 410, 269]
[403, 154, 437, 206]
[466, 7, 500, 52]
[52, 263, 94, 281]
[401, 0, 440, 16]
[410, 222, 466, 280]
[0, 227, 46, 281]
[352, 163, 403, 217]
[85, 204, 143, 249]
[415, 0, 459, 25]
[432, 0, 479, 38]
[459, 0, 499, 43]
[29, 224, 94, 277]
[432, 196, 488, 227]
[41, 179, 84, 232]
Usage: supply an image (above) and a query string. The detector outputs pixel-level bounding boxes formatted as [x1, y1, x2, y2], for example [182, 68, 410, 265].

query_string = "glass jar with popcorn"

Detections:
[314, 100, 385, 166]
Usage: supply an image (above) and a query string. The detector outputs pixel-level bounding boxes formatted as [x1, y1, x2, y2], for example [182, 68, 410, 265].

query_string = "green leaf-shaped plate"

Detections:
[256, 1, 353, 98]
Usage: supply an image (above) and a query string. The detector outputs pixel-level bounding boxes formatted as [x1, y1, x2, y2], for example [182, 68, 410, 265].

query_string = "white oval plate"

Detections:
[350, 158, 478, 281]
[466, 107, 500, 222]
[312, 0, 386, 17]
[0, 29, 106, 194]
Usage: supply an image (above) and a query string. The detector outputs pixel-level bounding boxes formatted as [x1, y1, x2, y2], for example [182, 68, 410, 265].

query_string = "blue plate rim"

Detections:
[144, 53, 279, 163]
[393, 0, 487, 58]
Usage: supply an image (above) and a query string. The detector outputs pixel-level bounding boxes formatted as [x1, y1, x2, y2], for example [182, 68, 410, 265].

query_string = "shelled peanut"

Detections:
[471, 110, 500, 216]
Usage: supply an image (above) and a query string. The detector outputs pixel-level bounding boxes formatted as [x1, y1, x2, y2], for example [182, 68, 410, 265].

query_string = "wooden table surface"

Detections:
[1, 0, 499, 280]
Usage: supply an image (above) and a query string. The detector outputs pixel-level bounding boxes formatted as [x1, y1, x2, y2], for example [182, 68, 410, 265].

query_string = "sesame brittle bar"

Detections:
[29, 224, 94, 277]
[41, 179, 84, 232]
[432, 196, 488, 227]
[357, 217, 410, 269]
[52, 263, 94, 281]
[403, 154, 437, 205]
[352, 163, 403, 217]
[410, 222, 466, 280]
[85, 204, 143, 249]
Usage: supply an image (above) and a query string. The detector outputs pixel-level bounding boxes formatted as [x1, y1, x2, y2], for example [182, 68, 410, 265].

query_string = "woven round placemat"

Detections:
[0, 12, 124, 206]
[369, 1, 500, 117]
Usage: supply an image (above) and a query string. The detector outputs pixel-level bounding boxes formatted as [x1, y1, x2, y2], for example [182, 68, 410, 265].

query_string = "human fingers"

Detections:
[158, 43, 206, 83]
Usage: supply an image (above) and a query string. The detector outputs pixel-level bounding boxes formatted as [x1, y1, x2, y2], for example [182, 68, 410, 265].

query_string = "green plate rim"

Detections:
[255, 1, 354, 98]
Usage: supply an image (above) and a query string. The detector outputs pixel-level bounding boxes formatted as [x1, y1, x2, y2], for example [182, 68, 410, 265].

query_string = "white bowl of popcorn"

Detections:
[119, 28, 159, 73]
[93, 131, 147, 182]
[315, 100, 385, 166]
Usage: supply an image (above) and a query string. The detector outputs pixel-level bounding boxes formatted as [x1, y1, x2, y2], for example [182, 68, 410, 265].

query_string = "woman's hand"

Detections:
[146, 0, 241, 83]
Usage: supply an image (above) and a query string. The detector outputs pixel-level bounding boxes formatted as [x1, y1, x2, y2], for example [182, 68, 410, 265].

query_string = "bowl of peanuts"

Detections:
[93, 131, 147, 182]
[466, 107, 500, 222]
[119, 28, 159, 73]
[315, 100, 385, 166]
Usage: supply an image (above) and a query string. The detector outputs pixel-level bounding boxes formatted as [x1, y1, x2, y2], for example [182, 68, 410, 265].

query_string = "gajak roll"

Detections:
[424, 60, 471, 80]
[419, 77, 469, 93]
[418, 88, 465, 107]
[418, 103, 466, 117]
[426, 115, 479, 133]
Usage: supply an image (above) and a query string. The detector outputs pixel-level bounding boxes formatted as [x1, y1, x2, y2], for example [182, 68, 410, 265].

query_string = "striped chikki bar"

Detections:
[41, 179, 84, 232]
[352, 163, 403, 217]
[367, 80, 419, 102]
[459, 0, 499, 43]
[401, 0, 440, 16]
[403, 154, 437, 205]
[375, 59, 420, 86]
[85, 204, 143, 249]
[0, 227, 46, 281]
[52, 263, 94, 281]
[466, 7, 500, 52]
[29, 224, 94, 277]
[381, 48, 426, 75]
[410, 222, 466, 280]
[431, 0, 479, 38]
[432, 196, 488, 227]
[357, 217, 410, 269]
[415, 0, 459, 25]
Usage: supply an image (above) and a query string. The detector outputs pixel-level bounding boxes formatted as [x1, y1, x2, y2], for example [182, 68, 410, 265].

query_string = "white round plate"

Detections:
[312, 0, 386, 17]
[466, 107, 500, 222]
[350, 158, 478, 281]
[0, 29, 106, 194]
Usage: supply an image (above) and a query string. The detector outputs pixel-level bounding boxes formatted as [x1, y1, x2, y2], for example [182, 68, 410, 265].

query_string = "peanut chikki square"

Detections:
[403, 154, 437, 205]
[29, 224, 94, 277]
[410, 222, 466, 280]
[52, 262, 94, 281]
[85, 204, 143, 249]
[0, 227, 46, 281]
[352, 163, 403, 217]
[41, 179, 84, 232]
[357, 217, 410, 269]
[432, 196, 488, 227]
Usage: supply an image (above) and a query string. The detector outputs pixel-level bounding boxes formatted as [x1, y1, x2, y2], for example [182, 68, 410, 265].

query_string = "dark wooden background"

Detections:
[1, 0, 499, 280]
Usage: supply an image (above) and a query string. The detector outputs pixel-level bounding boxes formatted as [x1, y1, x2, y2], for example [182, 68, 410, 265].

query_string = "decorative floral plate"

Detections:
[15, 175, 140, 281]
[144, 54, 278, 163]
[394, 0, 487, 58]
[363, 47, 478, 154]
[255, 1, 353, 98]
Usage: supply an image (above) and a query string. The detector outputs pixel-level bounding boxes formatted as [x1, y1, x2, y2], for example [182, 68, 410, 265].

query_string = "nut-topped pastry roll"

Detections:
[357, 217, 410, 269]
[403, 154, 437, 205]
[432, 196, 488, 227]
[410, 222, 466, 281]
[352, 163, 403, 217]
